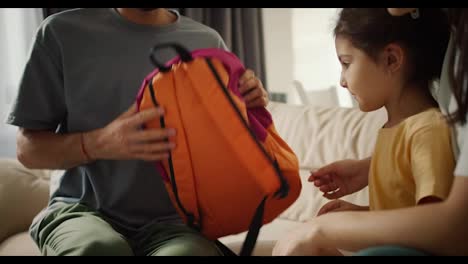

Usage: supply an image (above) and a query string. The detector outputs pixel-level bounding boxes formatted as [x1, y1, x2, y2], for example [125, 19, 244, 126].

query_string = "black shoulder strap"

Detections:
[239, 196, 267, 256]
[214, 196, 267, 257]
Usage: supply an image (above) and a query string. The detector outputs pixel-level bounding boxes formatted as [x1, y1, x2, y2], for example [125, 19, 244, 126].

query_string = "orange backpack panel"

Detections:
[136, 44, 301, 254]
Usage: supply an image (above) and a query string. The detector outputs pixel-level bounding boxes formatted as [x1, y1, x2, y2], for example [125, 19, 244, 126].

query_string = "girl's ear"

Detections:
[383, 43, 404, 74]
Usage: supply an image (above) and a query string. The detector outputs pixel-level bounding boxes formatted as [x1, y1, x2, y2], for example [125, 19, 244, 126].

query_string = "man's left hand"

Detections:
[238, 69, 269, 108]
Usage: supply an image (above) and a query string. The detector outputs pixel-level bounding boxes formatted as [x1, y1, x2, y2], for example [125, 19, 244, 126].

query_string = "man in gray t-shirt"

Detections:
[7, 8, 268, 256]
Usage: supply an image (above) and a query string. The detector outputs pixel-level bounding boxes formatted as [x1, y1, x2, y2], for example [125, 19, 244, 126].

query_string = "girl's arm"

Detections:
[273, 176, 468, 256]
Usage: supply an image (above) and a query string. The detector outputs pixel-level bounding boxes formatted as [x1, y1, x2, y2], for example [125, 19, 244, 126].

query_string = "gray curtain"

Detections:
[177, 8, 267, 88]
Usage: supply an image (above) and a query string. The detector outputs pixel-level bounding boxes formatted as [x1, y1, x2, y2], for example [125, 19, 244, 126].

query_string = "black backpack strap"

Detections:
[239, 196, 267, 256]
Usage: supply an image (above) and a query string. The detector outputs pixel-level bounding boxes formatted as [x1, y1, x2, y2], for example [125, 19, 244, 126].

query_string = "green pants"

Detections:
[354, 246, 429, 256]
[34, 203, 224, 256]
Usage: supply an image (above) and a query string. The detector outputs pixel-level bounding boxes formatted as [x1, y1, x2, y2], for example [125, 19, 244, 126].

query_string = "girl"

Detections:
[273, 8, 455, 256]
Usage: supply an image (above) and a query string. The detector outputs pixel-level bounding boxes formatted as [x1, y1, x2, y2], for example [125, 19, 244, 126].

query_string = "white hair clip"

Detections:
[410, 8, 420, 19]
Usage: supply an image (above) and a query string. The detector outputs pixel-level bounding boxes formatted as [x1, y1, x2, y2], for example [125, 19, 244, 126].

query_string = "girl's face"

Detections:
[335, 36, 393, 112]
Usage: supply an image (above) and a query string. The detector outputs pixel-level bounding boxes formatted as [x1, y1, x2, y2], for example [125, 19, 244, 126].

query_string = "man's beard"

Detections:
[138, 8, 159, 12]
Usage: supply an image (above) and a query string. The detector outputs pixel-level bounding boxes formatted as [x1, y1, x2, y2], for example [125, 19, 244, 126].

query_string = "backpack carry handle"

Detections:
[150, 43, 193, 72]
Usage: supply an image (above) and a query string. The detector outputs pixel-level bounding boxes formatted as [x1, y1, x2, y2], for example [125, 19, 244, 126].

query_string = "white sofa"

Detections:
[0, 102, 387, 256]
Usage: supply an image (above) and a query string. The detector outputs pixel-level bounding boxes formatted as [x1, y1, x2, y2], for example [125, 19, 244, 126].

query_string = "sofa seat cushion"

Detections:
[0, 231, 40, 256]
[219, 218, 303, 256]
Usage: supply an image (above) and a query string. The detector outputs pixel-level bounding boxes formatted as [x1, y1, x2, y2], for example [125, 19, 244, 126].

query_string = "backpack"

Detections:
[135, 43, 301, 256]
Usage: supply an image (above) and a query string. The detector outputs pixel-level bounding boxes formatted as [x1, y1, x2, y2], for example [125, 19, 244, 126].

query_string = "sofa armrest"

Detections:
[0, 159, 50, 243]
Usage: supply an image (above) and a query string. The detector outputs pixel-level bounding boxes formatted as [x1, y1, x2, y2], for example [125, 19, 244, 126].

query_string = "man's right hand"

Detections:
[308, 158, 371, 199]
[85, 103, 176, 161]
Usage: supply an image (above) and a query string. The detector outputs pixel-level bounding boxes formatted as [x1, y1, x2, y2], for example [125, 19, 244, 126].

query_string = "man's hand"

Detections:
[85, 103, 176, 161]
[238, 69, 269, 108]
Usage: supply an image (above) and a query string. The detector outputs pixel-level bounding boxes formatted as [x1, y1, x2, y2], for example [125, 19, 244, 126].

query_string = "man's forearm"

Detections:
[16, 129, 96, 170]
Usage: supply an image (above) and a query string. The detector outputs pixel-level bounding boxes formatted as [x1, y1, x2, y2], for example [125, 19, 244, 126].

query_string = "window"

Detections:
[0, 8, 42, 157]
[263, 8, 354, 107]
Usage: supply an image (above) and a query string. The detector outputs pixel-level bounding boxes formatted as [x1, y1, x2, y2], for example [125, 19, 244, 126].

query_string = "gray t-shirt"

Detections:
[6, 8, 228, 237]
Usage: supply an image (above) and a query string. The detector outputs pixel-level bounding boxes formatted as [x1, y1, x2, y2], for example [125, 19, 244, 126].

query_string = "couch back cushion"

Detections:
[266, 102, 387, 221]
[0, 159, 50, 243]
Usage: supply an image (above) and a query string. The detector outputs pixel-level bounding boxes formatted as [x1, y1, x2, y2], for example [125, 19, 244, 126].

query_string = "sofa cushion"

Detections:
[0, 231, 40, 256]
[0, 159, 50, 243]
[267, 102, 386, 169]
[266, 103, 385, 221]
